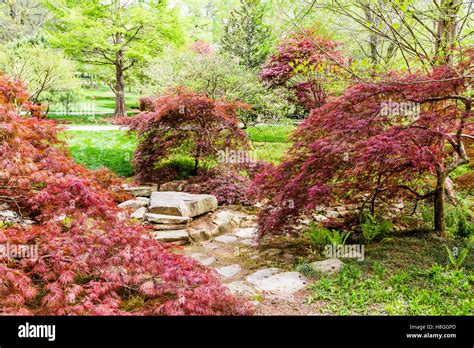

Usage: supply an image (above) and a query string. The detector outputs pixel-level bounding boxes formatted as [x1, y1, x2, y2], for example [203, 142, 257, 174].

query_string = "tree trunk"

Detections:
[114, 32, 127, 117]
[433, 174, 447, 237]
[434, 0, 461, 66]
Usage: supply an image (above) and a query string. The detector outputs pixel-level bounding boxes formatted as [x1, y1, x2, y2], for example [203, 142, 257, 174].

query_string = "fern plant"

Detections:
[360, 212, 393, 243]
[445, 245, 470, 270]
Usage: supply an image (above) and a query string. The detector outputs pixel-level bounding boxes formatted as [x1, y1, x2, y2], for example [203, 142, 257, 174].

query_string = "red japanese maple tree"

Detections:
[0, 75, 250, 315]
[126, 88, 250, 183]
[260, 28, 348, 111]
[252, 57, 472, 238]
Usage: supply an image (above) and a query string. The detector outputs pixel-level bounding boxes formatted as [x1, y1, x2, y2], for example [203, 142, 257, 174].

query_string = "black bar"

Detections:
[0, 316, 472, 346]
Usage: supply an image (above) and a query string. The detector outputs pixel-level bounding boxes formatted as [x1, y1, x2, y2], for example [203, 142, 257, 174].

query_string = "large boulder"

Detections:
[148, 191, 218, 217]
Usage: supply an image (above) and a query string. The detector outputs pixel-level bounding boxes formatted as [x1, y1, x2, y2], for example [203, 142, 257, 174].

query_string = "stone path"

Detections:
[178, 219, 323, 315]
[119, 185, 323, 315]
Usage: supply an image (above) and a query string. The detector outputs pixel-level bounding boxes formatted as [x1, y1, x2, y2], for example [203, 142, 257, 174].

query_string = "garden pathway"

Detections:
[178, 221, 322, 315]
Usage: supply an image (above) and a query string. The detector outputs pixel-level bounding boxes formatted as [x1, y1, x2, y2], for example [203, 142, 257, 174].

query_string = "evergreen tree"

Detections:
[221, 0, 272, 69]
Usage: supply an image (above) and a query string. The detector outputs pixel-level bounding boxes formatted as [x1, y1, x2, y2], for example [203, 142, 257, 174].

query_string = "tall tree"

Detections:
[221, 0, 272, 69]
[47, 0, 182, 116]
[311, 0, 473, 70]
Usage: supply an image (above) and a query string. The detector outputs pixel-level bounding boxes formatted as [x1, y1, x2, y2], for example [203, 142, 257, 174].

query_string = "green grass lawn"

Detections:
[60, 130, 137, 177]
[61, 124, 295, 176]
[47, 86, 140, 124]
[297, 233, 474, 315]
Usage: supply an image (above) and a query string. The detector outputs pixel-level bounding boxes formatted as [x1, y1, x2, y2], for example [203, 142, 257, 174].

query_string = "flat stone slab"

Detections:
[240, 238, 258, 246]
[144, 213, 191, 224]
[235, 228, 257, 239]
[118, 198, 149, 210]
[247, 269, 307, 296]
[123, 185, 156, 197]
[130, 207, 147, 219]
[310, 258, 343, 274]
[226, 281, 257, 296]
[189, 253, 217, 266]
[149, 191, 218, 217]
[152, 223, 189, 230]
[152, 230, 190, 243]
[246, 268, 281, 284]
[214, 235, 238, 244]
[215, 264, 242, 278]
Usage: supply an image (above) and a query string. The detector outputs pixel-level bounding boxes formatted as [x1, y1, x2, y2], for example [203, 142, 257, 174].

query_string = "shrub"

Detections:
[126, 88, 250, 183]
[0, 75, 250, 315]
[307, 223, 350, 249]
[184, 167, 256, 206]
[138, 96, 156, 112]
[360, 213, 393, 243]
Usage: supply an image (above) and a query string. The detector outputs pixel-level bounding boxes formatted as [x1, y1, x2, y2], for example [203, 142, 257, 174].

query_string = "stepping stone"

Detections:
[144, 213, 191, 224]
[130, 207, 146, 219]
[247, 269, 307, 296]
[235, 228, 257, 239]
[189, 253, 217, 266]
[310, 258, 343, 274]
[214, 235, 238, 244]
[152, 230, 190, 243]
[240, 239, 258, 246]
[212, 211, 240, 235]
[246, 268, 281, 284]
[149, 191, 218, 217]
[226, 281, 257, 296]
[215, 264, 242, 278]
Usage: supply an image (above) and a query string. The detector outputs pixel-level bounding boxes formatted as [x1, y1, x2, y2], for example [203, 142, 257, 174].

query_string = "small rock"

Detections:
[310, 258, 343, 274]
[240, 238, 258, 246]
[261, 248, 281, 257]
[159, 180, 188, 192]
[123, 185, 156, 197]
[235, 228, 257, 239]
[144, 213, 191, 225]
[313, 214, 329, 222]
[212, 210, 240, 235]
[215, 264, 242, 278]
[324, 210, 340, 219]
[130, 207, 146, 219]
[152, 230, 190, 243]
[0, 210, 16, 219]
[226, 281, 257, 296]
[214, 235, 238, 244]
[118, 198, 149, 210]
